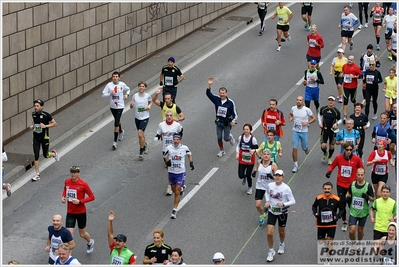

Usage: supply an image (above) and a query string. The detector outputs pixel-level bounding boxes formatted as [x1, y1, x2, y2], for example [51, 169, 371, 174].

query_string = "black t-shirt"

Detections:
[31, 111, 53, 138]
[319, 106, 340, 128]
[161, 66, 182, 87]
[388, 111, 397, 134]
[350, 113, 368, 132]
[144, 243, 172, 264]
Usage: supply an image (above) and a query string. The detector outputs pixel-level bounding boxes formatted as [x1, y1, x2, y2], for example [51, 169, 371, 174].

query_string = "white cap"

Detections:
[213, 252, 225, 262]
[337, 48, 344, 53]
[275, 169, 284, 176]
[328, 95, 336, 101]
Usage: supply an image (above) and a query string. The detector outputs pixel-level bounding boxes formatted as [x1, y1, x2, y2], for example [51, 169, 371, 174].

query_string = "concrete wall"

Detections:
[2, 2, 242, 141]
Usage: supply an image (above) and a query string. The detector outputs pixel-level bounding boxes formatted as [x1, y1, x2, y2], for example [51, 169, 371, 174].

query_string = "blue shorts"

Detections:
[169, 172, 186, 186]
[292, 131, 308, 150]
[306, 54, 321, 63]
[305, 87, 320, 101]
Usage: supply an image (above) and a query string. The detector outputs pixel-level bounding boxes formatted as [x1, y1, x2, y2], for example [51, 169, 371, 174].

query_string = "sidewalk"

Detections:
[3, 3, 258, 186]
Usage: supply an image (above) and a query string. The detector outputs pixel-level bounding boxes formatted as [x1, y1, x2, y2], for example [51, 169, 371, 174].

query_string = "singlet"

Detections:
[305, 69, 319, 88]
[238, 134, 256, 165]
[372, 6, 384, 24]
[256, 161, 274, 190]
[349, 181, 371, 218]
[362, 52, 377, 71]
[110, 246, 135, 265]
[332, 57, 348, 75]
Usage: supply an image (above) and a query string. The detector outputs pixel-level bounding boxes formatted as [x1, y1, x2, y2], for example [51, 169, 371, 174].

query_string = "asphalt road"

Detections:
[3, 3, 397, 265]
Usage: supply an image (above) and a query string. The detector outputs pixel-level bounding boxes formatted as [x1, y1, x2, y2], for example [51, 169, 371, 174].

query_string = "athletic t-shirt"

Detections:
[291, 106, 313, 133]
[102, 81, 130, 109]
[274, 6, 292, 25]
[48, 226, 73, 261]
[157, 121, 183, 152]
[164, 144, 192, 174]
[132, 92, 151, 120]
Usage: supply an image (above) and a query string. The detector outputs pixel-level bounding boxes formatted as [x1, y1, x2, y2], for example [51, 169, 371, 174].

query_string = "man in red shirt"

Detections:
[306, 24, 325, 70]
[341, 55, 362, 121]
[325, 142, 364, 232]
[61, 166, 95, 254]
[261, 98, 286, 142]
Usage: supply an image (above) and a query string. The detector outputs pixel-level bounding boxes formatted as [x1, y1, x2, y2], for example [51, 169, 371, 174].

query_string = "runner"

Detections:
[335, 118, 361, 155]
[206, 77, 237, 157]
[330, 48, 348, 103]
[260, 98, 286, 142]
[29, 99, 59, 181]
[256, 2, 269, 35]
[271, 2, 293, 52]
[167, 248, 185, 265]
[2, 148, 11, 197]
[45, 214, 75, 265]
[388, 21, 397, 65]
[341, 55, 362, 121]
[357, 3, 369, 29]
[306, 24, 324, 70]
[164, 134, 194, 219]
[318, 96, 342, 165]
[107, 210, 136, 265]
[235, 123, 258, 195]
[346, 168, 374, 249]
[101, 71, 130, 150]
[255, 150, 278, 226]
[130, 81, 152, 159]
[378, 222, 397, 265]
[382, 7, 397, 60]
[362, 60, 383, 119]
[326, 142, 364, 232]
[383, 67, 397, 112]
[152, 88, 185, 122]
[289, 96, 316, 173]
[302, 59, 325, 112]
[143, 229, 172, 264]
[366, 139, 393, 198]
[212, 252, 225, 265]
[54, 243, 81, 265]
[61, 166, 95, 254]
[265, 169, 296, 262]
[349, 103, 370, 161]
[159, 57, 185, 102]
[312, 181, 344, 262]
[255, 129, 283, 166]
[301, 2, 313, 31]
[387, 104, 397, 172]
[371, 112, 392, 150]
[155, 110, 183, 196]
[370, 2, 385, 51]
[338, 6, 359, 52]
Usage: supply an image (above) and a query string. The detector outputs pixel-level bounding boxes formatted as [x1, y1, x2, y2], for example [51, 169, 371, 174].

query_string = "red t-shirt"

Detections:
[62, 177, 95, 214]
[342, 63, 362, 89]
[307, 33, 324, 57]
[261, 108, 286, 137]
[328, 153, 364, 189]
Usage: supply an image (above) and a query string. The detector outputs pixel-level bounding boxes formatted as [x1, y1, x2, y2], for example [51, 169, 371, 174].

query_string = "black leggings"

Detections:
[357, 129, 366, 158]
[364, 87, 379, 117]
[110, 108, 123, 127]
[358, 3, 369, 24]
[258, 8, 267, 31]
[337, 185, 349, 221]
[238, 163, 254, 187]
[33, 137, 50, 160]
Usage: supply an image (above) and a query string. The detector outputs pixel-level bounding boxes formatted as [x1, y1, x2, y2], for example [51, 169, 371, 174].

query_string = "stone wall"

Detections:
[2, 2, 242, 142]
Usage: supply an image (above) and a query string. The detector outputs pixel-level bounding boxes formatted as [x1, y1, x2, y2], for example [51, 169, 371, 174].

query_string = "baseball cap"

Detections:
[310, 59, 317, 65]
[70, 166, 80, 173]
[114, 234, 127, 242]
[168, 57, 175, 63]
[337, 48, 344, 53]
[213, 252, 225, 263]
[328, 95, 336, 101]
[275, 169, 284, 176]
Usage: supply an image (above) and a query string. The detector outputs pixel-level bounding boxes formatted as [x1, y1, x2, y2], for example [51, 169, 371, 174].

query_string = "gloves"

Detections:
[251, 171, 257, 178]
[190, 161, 194, 170]
[166, 160, 171, 167]
[159, 81, 163, 86]
[325, 172, 332, 179]
[376, 61, 381, 68]
[154, 134, 161, 142]
[362, 193, 370, 201]
[313, 213, 318, 218]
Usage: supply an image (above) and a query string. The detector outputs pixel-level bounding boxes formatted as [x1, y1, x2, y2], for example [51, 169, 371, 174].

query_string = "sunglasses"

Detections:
[345, 148, 353, 151]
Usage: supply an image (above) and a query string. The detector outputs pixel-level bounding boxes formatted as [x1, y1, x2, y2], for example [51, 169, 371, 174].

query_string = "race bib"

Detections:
[383, 257, 395, 265]
[375, 164, 386, 175]
[165, 76, 173, 86]
[267, 123, 276, 131]
[111, 255, 124, 265]
[366, 75, 375, 84]
[33, 124, 42, 134]
[340, 166, 352, 177]
[241, 151, 252, 163]
[271, 206, 282, 213]
[216, 106, 227, 117]
[164, 136, 173, 145]
[137, 106, 146, 112]
[66, 189, 77, 201]
[278, 16, 284, 23]
[321, 210, 333, 223]
[112, 95, 120, 100]
[294, 120, 303, 131]
[392, 119, 397, 130]
[343, 74, 352, 83]
[352, 196, 364, 209]
[344, 137, 355, 145]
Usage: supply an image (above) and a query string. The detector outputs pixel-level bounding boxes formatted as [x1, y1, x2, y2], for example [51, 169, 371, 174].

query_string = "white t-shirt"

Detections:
[164, 144, 192, 174]
[132, 92, 151, 120]
[291, 105, 313, 132]
[157, 121, 183, 152]
[102, 81, 130, 109]
[265, 182, 296, 215]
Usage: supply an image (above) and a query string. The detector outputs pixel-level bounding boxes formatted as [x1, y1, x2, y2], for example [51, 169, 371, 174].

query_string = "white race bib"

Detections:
[66, 189, 77, 202]
[321, 210, 333, 223]
[216, 106, 227, 117]
[165, 76, 173, 86]
[111, 255, 124, 265]
[352, 196, 364, 209]
[344, 74, 352, 83]
[340, 166, 352, 177]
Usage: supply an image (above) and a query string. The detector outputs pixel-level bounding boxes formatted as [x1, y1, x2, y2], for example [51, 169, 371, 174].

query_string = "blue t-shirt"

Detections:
[48, 226, 73, 261]
[336, 129, 360, 154]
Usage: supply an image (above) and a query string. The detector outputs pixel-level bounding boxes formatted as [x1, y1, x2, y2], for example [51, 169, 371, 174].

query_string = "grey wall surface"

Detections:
[2, 2, 242, 142]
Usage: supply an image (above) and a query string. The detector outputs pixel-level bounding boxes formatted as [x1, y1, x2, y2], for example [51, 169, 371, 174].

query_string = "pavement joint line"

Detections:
[144, 167, 219, 242]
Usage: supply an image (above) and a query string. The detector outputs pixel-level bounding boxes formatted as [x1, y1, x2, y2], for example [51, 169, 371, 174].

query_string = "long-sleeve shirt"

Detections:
[62, 178, 95, 214]
[102, 81, 130, 109]
[206, 89, 237, 123]
[327, 153, 364, 189]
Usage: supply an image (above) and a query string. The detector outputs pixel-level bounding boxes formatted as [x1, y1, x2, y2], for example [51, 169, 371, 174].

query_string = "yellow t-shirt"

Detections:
[384, 76, 397, 100]
[332, 57, 348, 74]
[275, 6, 292, 26]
